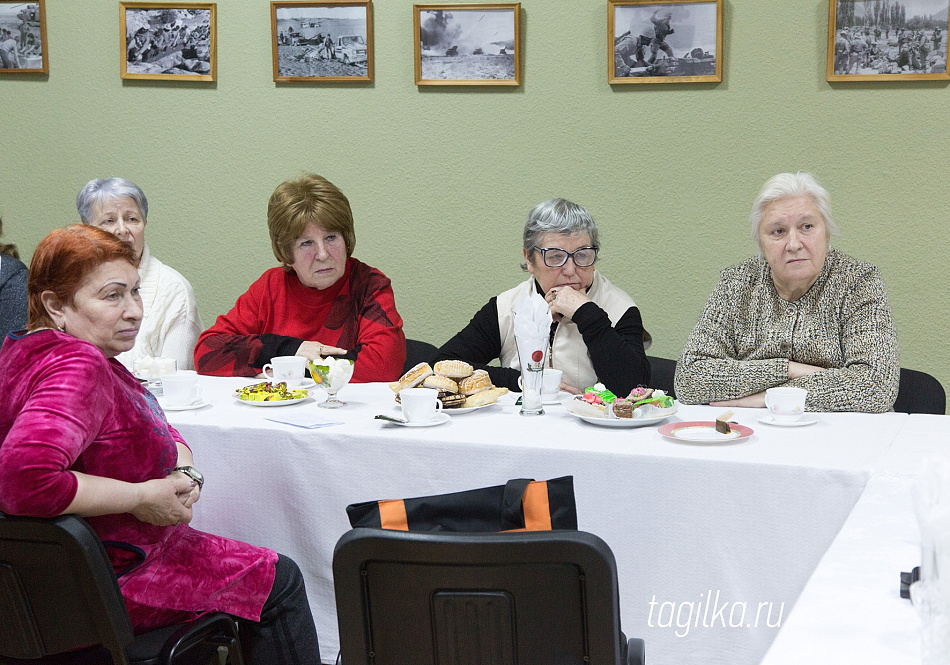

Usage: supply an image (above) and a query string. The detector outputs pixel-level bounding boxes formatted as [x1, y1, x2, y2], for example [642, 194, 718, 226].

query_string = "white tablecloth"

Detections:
[763, 414, 950, 665]
[166, 377, 910, 665]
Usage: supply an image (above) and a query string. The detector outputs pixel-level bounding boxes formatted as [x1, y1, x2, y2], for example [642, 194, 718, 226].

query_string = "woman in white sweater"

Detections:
[77, 178, 202, 370]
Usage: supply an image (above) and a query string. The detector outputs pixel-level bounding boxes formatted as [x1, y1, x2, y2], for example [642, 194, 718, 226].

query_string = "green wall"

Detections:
[2, 1, 948, 409]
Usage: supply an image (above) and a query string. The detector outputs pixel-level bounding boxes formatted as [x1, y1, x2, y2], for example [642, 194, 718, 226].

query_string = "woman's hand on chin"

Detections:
[546, 286, 590, 321]
[131, 476, 195, 526]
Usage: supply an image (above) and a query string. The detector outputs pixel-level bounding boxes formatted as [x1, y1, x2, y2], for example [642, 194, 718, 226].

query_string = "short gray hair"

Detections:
[750, 172, 839, 251]
[76, 178, 149, 224]
[522, 199, 599, 268]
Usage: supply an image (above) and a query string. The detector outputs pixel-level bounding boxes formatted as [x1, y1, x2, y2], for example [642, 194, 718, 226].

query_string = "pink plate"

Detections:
[658, 420, 754, 443]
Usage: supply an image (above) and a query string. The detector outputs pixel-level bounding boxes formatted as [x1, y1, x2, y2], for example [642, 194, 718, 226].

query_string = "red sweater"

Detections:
[194, 258, 405, 382]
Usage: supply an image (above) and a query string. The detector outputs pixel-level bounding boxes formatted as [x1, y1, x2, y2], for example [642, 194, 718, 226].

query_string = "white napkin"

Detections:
[513, 294, 551, 408]
[911, 453, 950, 664]
[512, 293, 552, 369]
[264, 413, 343, 429]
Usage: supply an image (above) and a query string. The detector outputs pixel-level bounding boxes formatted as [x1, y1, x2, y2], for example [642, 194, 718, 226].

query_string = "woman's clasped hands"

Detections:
[131, 474, 199, 526]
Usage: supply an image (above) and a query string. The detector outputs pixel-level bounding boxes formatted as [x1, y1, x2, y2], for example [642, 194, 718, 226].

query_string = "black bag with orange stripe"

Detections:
[345, 476, 577, 532]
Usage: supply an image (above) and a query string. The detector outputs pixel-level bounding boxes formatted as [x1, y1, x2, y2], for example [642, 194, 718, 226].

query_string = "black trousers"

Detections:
[239, 554, 321, 665]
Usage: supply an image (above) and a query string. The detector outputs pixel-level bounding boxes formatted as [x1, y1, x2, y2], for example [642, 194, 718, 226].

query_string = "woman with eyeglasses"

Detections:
[434, 198, 651, 395]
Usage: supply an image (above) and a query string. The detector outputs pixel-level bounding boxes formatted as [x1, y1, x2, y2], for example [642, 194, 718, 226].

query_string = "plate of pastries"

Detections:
[564, 384, 678, 427]
[390, 361, 509, 414]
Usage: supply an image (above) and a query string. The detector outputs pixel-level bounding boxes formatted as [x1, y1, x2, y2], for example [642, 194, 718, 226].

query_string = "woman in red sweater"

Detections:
[194, 174, 405, 382]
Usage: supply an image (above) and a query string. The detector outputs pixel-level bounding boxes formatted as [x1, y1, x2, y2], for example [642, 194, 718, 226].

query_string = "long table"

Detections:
[166, 377, 911, 665]
[762, 414, 950, 664]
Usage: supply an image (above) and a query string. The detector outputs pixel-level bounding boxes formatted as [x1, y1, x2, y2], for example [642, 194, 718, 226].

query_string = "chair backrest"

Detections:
[333, 528, 624, 665]
[0, 512, 133, 661]
[403, 339, 438, 374]
[895, 367, 946, 414]
[647, 356, 677, 398]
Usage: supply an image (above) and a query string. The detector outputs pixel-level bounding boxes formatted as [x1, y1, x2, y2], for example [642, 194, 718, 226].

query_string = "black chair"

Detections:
[894, 367, 946, 414]
[0, 512, 245, 665]
[647, 356, 677, 398]
[403, 339, 438, 374]
[333, 528, 645, 665]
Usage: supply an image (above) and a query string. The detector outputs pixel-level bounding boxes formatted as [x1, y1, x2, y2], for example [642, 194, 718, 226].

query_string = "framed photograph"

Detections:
[271, 1, 373, 82]
[609, 0, 722, 84]
[414, 3, 521, 86]
[120, 2, 216, 81]
[0, 1, 48, 74]
[827, 0, 949, 81]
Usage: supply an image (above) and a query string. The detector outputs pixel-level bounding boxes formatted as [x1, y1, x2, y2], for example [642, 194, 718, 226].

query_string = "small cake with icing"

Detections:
[610, 398, 635, 419]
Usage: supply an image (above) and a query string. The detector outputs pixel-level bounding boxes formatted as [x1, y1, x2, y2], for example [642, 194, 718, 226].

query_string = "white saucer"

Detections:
[159, 398, 210, 412]
[754, 412, 819, 427]
[388, 413, 451, 428]
[543, 391, 570, 405]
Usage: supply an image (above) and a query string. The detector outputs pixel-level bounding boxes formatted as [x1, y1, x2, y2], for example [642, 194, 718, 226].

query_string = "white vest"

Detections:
[496, 273, 648, 391]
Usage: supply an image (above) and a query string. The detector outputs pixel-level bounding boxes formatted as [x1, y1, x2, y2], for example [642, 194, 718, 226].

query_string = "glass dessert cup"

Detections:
[309, 358, 355, 408]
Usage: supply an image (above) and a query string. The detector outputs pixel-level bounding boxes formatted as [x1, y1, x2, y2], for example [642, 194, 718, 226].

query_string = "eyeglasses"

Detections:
[533, 246, 599, 268]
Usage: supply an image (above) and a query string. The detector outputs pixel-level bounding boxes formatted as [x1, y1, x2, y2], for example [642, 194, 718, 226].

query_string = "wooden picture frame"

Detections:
[414, 3, 521, 86]
[826, 0, 949, 81]
[271, 0, 373, 82]
[0, 0, 48, 74]
[609, 0, 722, 84]
[120, 2, 216, 81]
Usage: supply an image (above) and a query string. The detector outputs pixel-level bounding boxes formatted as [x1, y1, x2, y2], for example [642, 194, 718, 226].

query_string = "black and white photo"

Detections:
[827, 0, 949, 81]
[609, 0, 722, 84]
[271, 1, 372, 82]
[414, 3, 521, 86]
[0, 1, 47, 74]
[120, 2, 216, 81]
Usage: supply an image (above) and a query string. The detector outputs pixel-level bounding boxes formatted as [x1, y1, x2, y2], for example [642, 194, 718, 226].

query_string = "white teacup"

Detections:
[162, 371, 202, 408]
[542, 369, 563, 398]
[518, 368, 563, 399]
[765, 387, 808, 422]
[400, 387, 443, 423]
[263, 355, 307, 386]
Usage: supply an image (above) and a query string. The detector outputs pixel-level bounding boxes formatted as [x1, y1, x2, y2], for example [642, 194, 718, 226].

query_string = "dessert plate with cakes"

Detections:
[658, 421, 754, 443]
[390, 361, 509, 415]
[564, 385, 678, 428]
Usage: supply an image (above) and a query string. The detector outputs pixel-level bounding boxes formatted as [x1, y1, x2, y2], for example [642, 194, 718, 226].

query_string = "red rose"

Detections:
[531, 350, 543, 363]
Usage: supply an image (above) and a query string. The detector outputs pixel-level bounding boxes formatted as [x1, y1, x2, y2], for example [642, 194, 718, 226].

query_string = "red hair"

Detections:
[28, 225, 137, 330]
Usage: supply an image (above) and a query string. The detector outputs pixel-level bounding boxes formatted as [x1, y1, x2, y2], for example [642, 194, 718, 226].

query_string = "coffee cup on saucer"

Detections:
[262, 355, 307, 386]
[765, 387, 808, 423]
[400, 387, 443, 423]
[162, 371, 202, 408]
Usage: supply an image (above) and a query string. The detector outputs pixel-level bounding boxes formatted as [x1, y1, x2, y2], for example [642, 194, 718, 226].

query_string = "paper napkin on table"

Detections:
[513, 293, 552, 368]
[264, 413, 343, 429]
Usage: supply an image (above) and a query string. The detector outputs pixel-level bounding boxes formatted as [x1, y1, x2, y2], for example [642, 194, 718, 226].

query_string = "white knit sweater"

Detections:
[116, 245, 203, 371]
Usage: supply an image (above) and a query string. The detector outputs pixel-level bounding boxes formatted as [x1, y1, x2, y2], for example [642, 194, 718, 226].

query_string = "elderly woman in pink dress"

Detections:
[0, 225, 320, 664]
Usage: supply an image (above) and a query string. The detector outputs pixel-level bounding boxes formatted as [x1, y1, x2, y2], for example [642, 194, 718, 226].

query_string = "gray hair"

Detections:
[521, 198, 599, 269]
[76, 178, 149, 224]
[749, 172, 839, 252]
